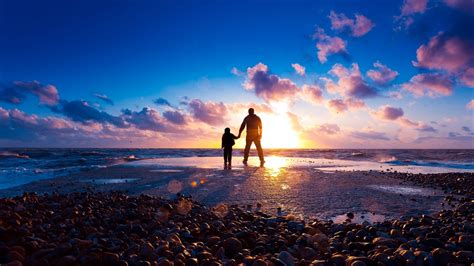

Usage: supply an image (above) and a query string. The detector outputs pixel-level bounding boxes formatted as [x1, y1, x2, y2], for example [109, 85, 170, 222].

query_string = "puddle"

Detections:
[332, 212, 386, 224]
[367, 185, 430, 195]
[149, 169, 184, 173]
[84, 178, 139, 184]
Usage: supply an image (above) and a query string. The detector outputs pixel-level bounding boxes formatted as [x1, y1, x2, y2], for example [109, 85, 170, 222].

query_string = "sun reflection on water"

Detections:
[264, 156, 288, 178]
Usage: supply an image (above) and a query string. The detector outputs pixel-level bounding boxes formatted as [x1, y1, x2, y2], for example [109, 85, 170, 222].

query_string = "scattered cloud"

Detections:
[326, 98, 366, 114]
[291, 63, 306, 76]
[0, 80, 59, 106]
[312, 27, 348, 63]
[122, 107, 178, 132]
[328, 11, 374, 37]
[231, 67, 244, 76]
[371, 105, 404, 120]
[350, 130, 390, 141]
[443, 0, 474, 13]
[187, 99, 228, 126]
[56, 100, 127, 128]
[395, 0, 428, 29]
[300, 84, 323, 105]
[460, 67, 474, 87]
[154, 97, 172, 107]
[366, 61, 399, 85]
[467, 99, 474, 109]
[325, 63, 378, 99]
[402, 73, 453, 97]
[317, 123, 340, 135]
[94, 93, 114, 105]
[244, 63, 300, 102]
[413, 32, 474, 73]
[163, 110, 187, 125]
[461, 126, 471, 132]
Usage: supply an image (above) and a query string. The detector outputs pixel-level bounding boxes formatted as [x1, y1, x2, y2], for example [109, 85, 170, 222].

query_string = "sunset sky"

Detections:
[1, 0, 473, 148]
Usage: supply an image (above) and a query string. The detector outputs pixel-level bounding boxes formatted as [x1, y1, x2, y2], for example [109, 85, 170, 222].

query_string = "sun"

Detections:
[259, 111, 301, 149]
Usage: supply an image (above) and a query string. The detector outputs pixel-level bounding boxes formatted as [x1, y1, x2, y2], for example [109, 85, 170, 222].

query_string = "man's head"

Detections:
[248, 108, 255, 115]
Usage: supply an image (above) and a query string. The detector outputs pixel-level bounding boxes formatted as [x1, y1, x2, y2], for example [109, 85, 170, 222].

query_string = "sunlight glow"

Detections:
[259, 104, 301, 149]
[264, 156, 288, 178]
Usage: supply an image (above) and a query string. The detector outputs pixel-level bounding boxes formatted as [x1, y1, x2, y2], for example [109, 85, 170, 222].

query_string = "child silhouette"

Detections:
[221, 127, 239, 169]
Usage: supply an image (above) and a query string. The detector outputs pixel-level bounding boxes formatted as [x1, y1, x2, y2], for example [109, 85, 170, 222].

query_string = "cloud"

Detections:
[467, 99, 474, 109]
[325, 63, 378, 99]
[402, 73, 453, 97]
[0, 80, 59, 106]
[443, 0, 474, 13]
[317, 123, 340, 135]
[399, 117, 437, 132]
[300, 84, 323, 105]
[326, 98, 366, 114]
[328, 11, 374, 37]
[231, 67, 244, 76]
[395, 0, 428, 29]
[122, 107, 178, 132]
[187, 99, 228, 126]
[287, 112, 303, 131]
[244, 63, 300, 102]
[413, 32, 474, 73]
[154, 97, 172, 107]
[461, 126, 471, 132]
[291, 63, 306, 76]
[55, 100, 127, 128]
[370, 105, 437, 132]
[401, 0, 428, 16]
[366, 61, 399, 85]
[371, 105, 404, 120]
[312, 28, 348, 63]
[94, 93, 114, 105]
[350, 130, 390, 141]
[163, 110, 187, 125]
[327, 99, 348, 113]
[460, 67, 474, 87]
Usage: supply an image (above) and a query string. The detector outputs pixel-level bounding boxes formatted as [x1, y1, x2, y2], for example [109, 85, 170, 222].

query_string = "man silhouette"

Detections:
[238, 108, 265, 166]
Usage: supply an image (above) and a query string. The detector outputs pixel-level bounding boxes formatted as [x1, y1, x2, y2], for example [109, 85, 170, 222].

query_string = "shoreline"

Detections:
[0, 171, 473, 265]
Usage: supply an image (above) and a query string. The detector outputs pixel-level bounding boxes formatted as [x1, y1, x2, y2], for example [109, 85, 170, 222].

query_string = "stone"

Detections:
[278, 251, 295, 266]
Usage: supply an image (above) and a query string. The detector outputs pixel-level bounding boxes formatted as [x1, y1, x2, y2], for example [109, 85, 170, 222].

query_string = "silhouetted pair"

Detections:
[222, 108, 264, 168]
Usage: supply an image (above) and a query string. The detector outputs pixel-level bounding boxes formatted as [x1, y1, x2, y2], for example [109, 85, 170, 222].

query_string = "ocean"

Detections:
[1, 148, 473, 190]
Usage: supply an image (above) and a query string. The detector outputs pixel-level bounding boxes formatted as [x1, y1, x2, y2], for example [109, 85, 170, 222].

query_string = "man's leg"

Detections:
[243, 138, 252, 163]
[254, 139, 264, 165]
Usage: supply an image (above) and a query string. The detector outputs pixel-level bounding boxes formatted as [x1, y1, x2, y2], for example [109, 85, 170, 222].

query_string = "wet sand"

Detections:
[0, 156, 464, 221]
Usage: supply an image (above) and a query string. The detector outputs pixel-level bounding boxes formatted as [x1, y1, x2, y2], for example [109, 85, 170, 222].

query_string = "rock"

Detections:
[372, 237, 398, 248]
[102, 252, 120, 265]
[347, 213, 355, 219]
[223, 237, 242, 258]
[57, 255, 77, 265]
[278, 251, 295, 266]
[309, 260, 325, 266]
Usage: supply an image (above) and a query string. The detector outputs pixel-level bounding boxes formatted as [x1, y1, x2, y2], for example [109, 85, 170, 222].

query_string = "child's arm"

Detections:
[233, 134, 239, 139]
[221, 136, 224, 149]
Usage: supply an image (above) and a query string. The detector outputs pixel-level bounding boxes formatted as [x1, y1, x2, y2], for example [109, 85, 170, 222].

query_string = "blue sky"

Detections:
[0, 0, 473, 148]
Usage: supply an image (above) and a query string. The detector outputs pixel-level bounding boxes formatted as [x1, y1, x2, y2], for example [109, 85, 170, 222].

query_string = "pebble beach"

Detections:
[0, 170, 473, 266]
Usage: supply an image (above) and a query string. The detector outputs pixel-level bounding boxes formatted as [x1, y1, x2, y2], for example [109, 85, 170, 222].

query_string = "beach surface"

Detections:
[1, 156, 470, 222]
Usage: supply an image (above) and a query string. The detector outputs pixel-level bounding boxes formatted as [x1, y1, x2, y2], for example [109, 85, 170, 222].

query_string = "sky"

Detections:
[0, 0, 473, 148]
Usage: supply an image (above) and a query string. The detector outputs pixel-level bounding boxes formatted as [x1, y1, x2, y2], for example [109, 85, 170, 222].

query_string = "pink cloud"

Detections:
[291, 63, 306, 76]
[312, 28, 347, 63]
[327, 99, 348, 114]
[301, 84, 323, 105]
[325, 63, 377, 99]
[231, 67, 244, 76]
[443, 0, 474, 13]
[317, 123, 340, 135]
[371, 105, 404, 120]
[401, 0, 428, 16]
[328, 11, 374, 37]
[399, 118, 437, 132]
[13, 80, 59, 106]
[187, 99, 228, 126]
[460, 67, 474, 87]
[413, 32, 474, 73]
[467, 99, 474, 109]
[244, 63, 300, 102]
[402, 73, 453, 97]
[366, 61, 399, 84]
[350, 130, 390, 141]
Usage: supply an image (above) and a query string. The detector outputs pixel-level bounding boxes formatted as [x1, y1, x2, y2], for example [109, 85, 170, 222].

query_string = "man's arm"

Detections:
[238, 117, 246, 137]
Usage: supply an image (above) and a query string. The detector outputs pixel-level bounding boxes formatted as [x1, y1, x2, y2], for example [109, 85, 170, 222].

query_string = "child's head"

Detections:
[224, 127, 230, 133]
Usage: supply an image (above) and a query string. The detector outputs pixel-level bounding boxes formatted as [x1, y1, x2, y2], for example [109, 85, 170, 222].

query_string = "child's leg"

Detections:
[223, 148, 228, 164]
[228, 147, 232, 165]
